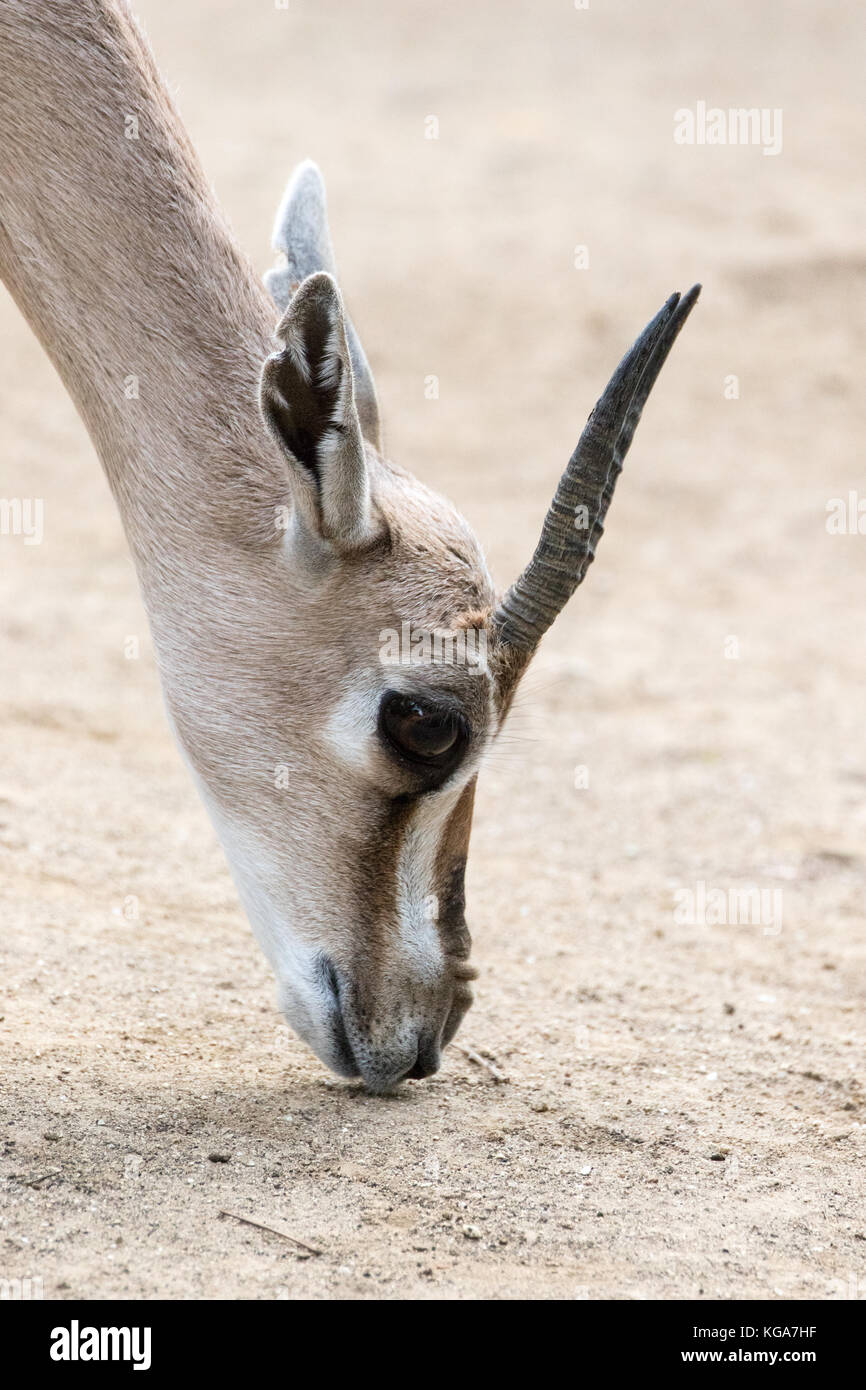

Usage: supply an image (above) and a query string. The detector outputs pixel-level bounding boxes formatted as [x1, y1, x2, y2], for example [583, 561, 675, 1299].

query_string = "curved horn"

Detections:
[264, 160, 382, 451]
[492, 285, 701, 652]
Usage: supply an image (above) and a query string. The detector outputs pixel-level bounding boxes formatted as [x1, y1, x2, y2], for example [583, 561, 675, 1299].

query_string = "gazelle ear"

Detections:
[264, 160, 382, 452]
[259, 272, 374, 549]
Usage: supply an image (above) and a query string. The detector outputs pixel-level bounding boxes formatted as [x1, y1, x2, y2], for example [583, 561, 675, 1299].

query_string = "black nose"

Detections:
[318, 955, 447, 1088]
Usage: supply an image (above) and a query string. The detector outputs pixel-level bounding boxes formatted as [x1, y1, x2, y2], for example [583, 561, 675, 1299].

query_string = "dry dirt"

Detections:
[1, 0, 864, 1301]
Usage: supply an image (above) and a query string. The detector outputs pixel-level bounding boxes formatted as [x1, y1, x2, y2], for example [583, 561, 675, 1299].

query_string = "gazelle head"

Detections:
[169, 161, 698, 1091]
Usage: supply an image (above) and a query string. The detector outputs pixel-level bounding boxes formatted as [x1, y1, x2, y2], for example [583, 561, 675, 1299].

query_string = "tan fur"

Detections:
[0, 0, 514, 1089]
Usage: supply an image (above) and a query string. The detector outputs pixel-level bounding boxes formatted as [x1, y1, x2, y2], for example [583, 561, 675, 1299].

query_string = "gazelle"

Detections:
[0, 0, 699, 1090]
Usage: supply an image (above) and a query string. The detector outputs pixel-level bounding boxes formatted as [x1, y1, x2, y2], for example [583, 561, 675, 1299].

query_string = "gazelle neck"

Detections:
[0, 0, 282, 573]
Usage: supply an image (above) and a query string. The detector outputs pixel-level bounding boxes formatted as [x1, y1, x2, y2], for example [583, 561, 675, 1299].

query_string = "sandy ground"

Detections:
[1, 0, 865, 1301]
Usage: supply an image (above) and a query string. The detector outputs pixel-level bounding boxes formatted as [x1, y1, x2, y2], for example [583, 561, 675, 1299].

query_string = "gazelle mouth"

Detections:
[320, 956, 361, 1079]
[441, 986, 473, 1049]
[315, 954, 467, 1090]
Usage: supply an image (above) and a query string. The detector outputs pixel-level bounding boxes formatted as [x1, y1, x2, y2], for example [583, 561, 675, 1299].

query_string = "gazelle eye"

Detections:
[379, 692, 466, 768]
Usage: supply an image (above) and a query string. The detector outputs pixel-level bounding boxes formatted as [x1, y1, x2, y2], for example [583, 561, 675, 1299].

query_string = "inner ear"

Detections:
[272, 292, 345, 476]
[259, 272, 373, 547]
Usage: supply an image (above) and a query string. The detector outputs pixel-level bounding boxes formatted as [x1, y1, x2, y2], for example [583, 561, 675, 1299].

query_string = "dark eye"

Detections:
[379, 692, 466, 768]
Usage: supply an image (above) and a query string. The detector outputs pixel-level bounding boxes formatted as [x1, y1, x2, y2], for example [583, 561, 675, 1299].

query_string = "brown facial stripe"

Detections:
[348, 792, 415, 986]
[348, 775, 477, 998]
[432, 777, 477, 963]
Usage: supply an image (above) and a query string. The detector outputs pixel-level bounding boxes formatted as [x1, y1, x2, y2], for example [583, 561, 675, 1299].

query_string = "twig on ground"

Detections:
[11, 1169, 62, 1188]
[457, 1045, 509, 1084]
[218, 1208, 323, 1256]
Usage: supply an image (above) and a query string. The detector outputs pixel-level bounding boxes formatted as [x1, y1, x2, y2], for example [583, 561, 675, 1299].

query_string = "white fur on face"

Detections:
[189, 779, 359, 1073]
[321, 678, 382, 776]
[164, 708, 343, 1069]
[394, 782, 465, 979]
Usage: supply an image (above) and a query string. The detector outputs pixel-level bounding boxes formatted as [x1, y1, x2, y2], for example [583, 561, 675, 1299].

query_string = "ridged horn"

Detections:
[492, 285, 701, 651]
